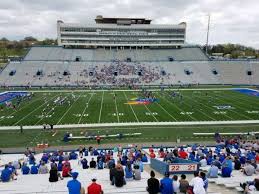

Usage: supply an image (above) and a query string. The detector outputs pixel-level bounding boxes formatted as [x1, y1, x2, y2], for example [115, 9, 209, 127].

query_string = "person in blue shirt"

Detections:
[8, 162, 16, 174]
[81, 158, 89, 169]
[160, 172, 173, 194]
[29, 154, 36, 165]
[1, 165, 12, 182]
[141, 154, 148, 162]
[98, 160, 104, 169]
[30, 164, 38, 174]
[21, 162, 30, 175]
[67, 172, 81, 194]
[69, 151, 78, 160]
[93, 149, 99, 156]
[207, 163, 219, 178]
[125, 162, 133, 179]
[41, 154, 49, 164]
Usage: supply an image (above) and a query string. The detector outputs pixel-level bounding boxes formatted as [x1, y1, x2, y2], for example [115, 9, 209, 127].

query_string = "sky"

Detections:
[1, 0, 259, 48]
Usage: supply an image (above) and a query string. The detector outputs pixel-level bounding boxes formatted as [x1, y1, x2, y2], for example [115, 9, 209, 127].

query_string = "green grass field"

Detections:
[1, 89, 259, 126]
[0, 88, 259, 148]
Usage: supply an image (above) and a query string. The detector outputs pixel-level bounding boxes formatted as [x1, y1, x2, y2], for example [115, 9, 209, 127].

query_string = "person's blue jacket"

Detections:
[93, 150, 99, 156]
[125, 167, 133, 179]
[41, 155, 49, 163]
[97, 161, 104, 169]
[160, 177, 173, 194]
[30, 165, 38, 174]
[81, 160, 89, 169]
[222, 166, 232, 177]
[1, 168, 12, 182]
[58, 162, 63, 171]
[69, 152, 78, 160]
[22, 165, 30, 175]
[141, 155, 148, 162]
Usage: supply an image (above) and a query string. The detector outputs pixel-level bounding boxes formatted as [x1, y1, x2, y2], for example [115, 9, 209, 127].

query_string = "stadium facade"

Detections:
[57, 15, 186, 48]
[0, 16, 259, 87]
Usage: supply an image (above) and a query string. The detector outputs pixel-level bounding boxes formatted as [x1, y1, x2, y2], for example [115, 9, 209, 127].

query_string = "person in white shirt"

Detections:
[199, 156, 207, 167]
[172, 175, 180, 193]
[189, 171, 206, 194]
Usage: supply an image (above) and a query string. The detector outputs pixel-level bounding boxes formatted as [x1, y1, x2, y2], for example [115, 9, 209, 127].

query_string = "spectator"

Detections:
[67, 172, 81, 194]
[30, 163, 39, 174]
[189, 171, 206, 194]
[221, 159, 232, 177]
[113, 164, 126, 187]
[1, 165, 14, 182]
[62, 163, 72, 177]
[240, 178, 259, 192]
[90, 158, 97, 168]
[179, 174, 189, 193]
[243, 161, 255, 176]
[21, 162, 30, 175]
[38, 161, 49, 174]
[207, 163, 219, 178]
[133, 164, 141, 180]
[199, 156, 207, 167]
[200, 172, 208, 192]
[97, 159, 104, 169]
[49, 164, 63, 182]
[87, 177, 103, 194]
[58, 161, 63, 171]
[234, 156, 241, 170]
[135, 157, 144, 172]
[125, 162, 133, 179]
[81, 158, 89, 169]
[142, 154, 148, 162]
[160, 172, 173, 194]
[150, 151, 156, 159]
[107, 156, 115, 169]
[147, 170, 160, 194]
[172, 175, 180, 193]
[110, 163, 116, 184]
[179, 148, 188, 159]
[69, 151, 78, 160]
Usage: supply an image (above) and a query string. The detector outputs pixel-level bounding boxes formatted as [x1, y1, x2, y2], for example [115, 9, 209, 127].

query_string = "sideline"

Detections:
[1, 119, 259, 130]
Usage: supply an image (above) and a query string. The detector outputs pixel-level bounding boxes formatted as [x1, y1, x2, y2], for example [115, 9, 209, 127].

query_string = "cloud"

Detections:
[0, 0, 258, 48]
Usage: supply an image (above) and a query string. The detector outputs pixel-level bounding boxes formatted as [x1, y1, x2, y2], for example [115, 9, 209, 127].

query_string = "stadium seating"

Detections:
[1, 46, 259, 87]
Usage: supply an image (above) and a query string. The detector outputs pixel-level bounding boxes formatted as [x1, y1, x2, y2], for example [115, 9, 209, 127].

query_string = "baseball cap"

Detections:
[72, 172, 79, 179]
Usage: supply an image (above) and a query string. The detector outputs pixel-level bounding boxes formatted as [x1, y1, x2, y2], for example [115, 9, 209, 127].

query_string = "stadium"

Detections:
[0, 15, 258, 194]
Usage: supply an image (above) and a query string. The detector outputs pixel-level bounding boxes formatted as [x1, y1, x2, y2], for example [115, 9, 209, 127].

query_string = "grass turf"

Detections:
[1, 89, 259, 126]
[0, 88, 259, 148]
[0, 124, 258, 148]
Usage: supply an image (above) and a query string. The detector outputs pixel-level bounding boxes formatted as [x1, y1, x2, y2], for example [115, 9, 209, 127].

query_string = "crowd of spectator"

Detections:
[0, 137, 258, 193]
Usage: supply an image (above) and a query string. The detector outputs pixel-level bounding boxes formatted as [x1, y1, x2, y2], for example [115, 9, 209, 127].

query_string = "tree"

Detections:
[24, 36, 38, 42]
[0, 37, 9, 42]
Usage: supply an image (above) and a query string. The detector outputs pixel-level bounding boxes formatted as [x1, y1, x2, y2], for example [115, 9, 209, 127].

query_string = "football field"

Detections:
[1, 88, 259, 127]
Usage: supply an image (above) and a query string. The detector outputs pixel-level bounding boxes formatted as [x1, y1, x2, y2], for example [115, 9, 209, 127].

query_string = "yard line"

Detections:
[123, 91, 139, 122]
[157, 93, 198, 121]
[98, 91, 104, 123]
[223, 91, 259, 109]
[114, 91, 120, 123]
[34, 96, 68, 126]
[56, 94, 82, 124]
[0, 95, 43, 122]
[131, 92, 158, 122]
[190, 93, 234, 120]
[144, 104, 159, 122]
[155, 101, 177, 121]
[78, 93, 94, 124]
[212, 93, 252, 120]
[13, 94, 59, 126]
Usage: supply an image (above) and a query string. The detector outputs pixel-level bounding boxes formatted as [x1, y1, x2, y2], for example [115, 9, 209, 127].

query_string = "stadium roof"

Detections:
[95, 15, 152, 25]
